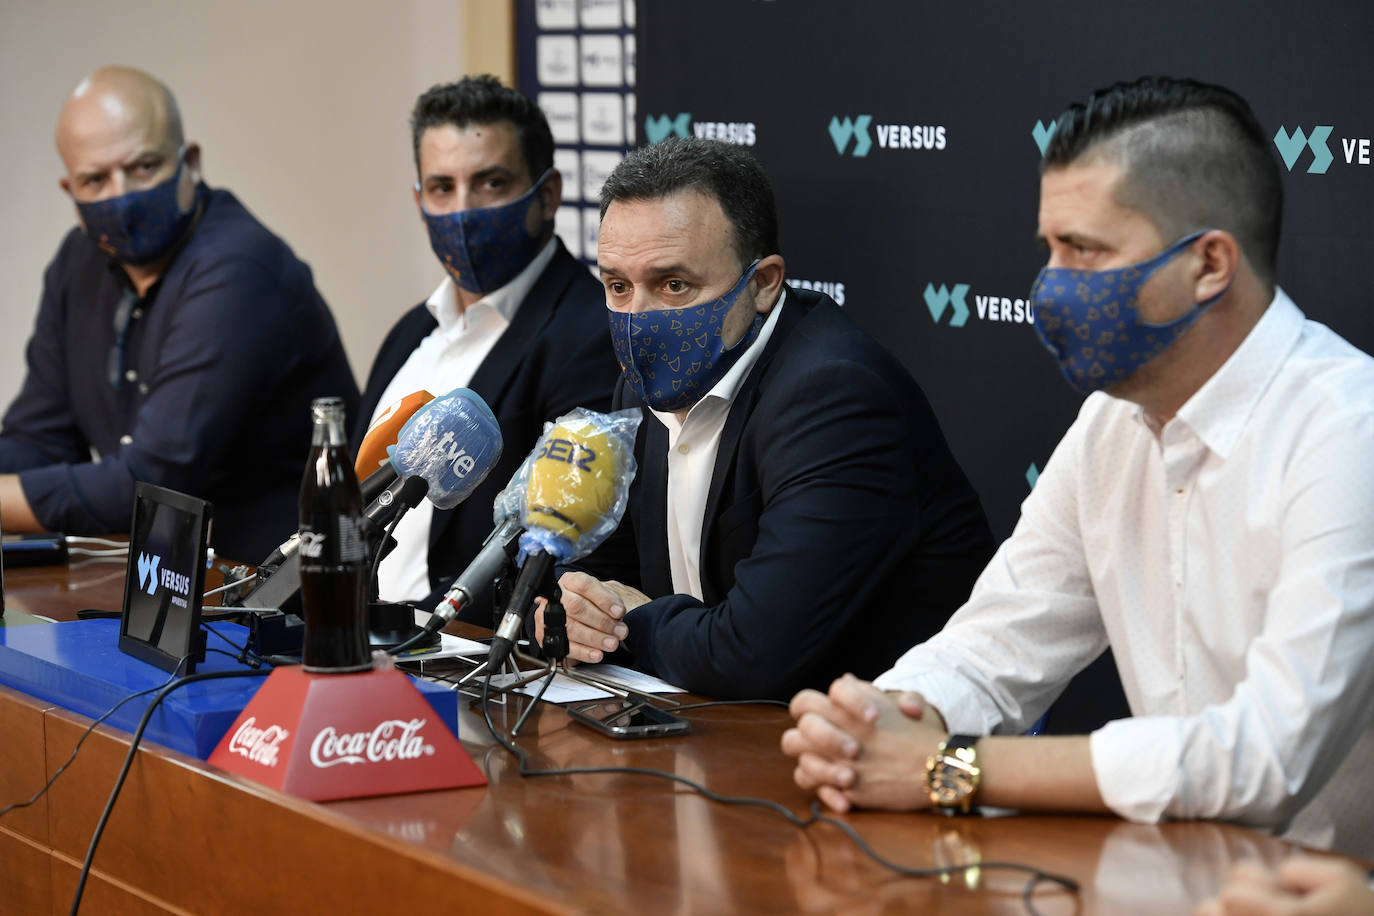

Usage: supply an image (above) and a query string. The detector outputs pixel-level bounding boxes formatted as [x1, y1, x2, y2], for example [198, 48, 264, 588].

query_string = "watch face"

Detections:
[931, 761, 976, 803]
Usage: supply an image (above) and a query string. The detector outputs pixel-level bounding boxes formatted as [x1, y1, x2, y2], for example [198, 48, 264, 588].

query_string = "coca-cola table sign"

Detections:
[209, 665, 486, 801]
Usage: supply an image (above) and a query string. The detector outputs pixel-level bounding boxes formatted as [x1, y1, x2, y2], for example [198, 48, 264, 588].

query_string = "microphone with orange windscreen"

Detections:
[355, 390, 435, 503]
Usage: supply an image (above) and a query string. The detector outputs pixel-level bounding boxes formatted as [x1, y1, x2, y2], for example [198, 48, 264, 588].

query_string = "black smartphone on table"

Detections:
[567, 698, 691, 739]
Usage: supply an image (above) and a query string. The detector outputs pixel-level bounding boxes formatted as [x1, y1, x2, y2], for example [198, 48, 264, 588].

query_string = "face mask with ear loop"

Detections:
[75, 147, 203, 265]
[418, 168, 554, 295]
[1030, 230, 1230, 393]
[608, 260, 764, 411]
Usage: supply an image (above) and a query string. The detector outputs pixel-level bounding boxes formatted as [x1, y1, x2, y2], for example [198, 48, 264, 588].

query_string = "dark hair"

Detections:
[598, 137, 780, 267]
[1044, 76, 1282, 285]
[409, 75, 554, 180]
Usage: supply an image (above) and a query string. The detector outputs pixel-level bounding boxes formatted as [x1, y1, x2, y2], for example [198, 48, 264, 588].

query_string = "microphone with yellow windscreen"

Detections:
[486, 408, 642, 670]
[522, 416, 634, 562]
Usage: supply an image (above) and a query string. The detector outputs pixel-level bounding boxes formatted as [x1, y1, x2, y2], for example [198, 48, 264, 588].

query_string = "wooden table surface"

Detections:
[0, 554, 1348, 914]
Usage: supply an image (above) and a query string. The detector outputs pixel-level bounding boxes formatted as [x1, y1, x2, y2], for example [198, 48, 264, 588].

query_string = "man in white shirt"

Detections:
[782, 76, 1374, 859]
[544, 138, 995, 699]
[351, 76, 619, 623]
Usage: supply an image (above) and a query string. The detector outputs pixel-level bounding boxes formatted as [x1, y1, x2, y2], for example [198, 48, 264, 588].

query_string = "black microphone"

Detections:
[260, 462, 409, 567]
[480, 409, 640, 672]
[359, 463, 399, 506]
[362, 474, 429, 533]
[394, 516, 524, 653]
[486, 550, 555, 671]
[253, 471, 426, 570]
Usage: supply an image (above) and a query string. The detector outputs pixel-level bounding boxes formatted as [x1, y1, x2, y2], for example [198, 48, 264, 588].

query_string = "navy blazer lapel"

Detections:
[466, 240, 577, 404]
[426, 240, 583, 553]
[349, 308, 438, 455]
[636, 407, 674, 596]
[697, 290, 805, 598]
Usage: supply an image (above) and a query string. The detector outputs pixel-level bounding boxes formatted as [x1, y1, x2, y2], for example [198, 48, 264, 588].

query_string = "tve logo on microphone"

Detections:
[435, 430, 479, 478]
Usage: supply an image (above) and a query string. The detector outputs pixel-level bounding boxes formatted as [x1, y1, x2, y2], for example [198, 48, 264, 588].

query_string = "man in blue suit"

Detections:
[352, 76, 620, 622]
[0, 66, 356, 561]
[548, 138, 994, 700]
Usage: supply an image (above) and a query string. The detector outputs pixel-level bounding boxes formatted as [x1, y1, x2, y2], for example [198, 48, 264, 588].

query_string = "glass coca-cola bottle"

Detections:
[298, 397, 371, 673]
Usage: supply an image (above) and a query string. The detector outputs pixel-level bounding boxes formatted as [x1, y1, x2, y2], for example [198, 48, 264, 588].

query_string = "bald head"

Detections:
[56, 66, 183, 168]
[55, 66, 200, 213]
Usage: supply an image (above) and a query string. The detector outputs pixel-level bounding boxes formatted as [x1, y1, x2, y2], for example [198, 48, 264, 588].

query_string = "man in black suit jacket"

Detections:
[549, 138, 995, 700]
[352, 77, 619, 624]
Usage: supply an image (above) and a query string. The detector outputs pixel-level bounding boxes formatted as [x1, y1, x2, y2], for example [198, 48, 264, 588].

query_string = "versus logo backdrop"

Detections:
[520, 1, 1373, 729]
[634, 0, 1374, 545]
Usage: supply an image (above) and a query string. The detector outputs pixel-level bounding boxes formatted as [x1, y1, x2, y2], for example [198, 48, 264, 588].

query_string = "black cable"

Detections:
[808, 805, 1078, 915]
[69, 667, 269, 915]
[204, 647, 261, 668]
[202, 619, 277, 671]
[369, 509, 407, 597]
[478, 676, 1079, 915]
[202, 620, 249, 656]
[0, 663, 187, 820]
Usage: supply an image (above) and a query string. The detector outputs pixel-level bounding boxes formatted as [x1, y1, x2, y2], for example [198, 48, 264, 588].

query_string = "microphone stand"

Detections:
[362, 503, 439, 652]
[482, 559, 677, 736]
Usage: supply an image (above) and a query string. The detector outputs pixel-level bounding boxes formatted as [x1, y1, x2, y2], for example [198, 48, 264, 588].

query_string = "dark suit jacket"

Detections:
[578, 287, 995, 700]
[0, 189, 357, 561]
[352, 239, 621, 624]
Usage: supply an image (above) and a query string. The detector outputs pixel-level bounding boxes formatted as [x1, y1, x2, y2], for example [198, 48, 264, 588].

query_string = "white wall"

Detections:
[0, 0, 509, 410]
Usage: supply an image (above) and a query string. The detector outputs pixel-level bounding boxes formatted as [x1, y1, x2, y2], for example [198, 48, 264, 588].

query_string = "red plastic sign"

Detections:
[209, 666, 485, 801]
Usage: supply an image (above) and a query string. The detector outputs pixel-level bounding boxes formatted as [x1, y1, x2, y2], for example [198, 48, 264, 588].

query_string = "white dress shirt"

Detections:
[647, 291, 786, 600]
[874, 290, 1374, 858]
[370, 239, 556, 600]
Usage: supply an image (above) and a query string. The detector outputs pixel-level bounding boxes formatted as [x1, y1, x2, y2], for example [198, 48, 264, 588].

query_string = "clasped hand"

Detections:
[534, 571, 648, 664]
[782, 673, 948, 813]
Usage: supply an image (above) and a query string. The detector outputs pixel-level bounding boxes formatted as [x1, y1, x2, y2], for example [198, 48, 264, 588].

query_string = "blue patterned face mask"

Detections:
[75, 149, 198, 265]
[1030, 230, 1227, 394]
[419, 168, 552, 295]
[609, 260, 763, 412]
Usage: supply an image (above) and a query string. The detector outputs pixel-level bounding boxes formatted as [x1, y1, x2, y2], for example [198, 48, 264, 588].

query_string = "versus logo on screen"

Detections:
[136, 551, 192, 604]
[1272, 124, 1373, 175]
[644, 113, 756, 146]
[924, 283, 1036, 328]
[828, 115, 947, 157]
[137, 552, 162, 596]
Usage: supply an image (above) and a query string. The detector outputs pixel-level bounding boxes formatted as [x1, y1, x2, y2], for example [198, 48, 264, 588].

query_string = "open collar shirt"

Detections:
[875, 289, 1374, 858]
[647, 291, 786, 600]
[370, 238, 556, 600]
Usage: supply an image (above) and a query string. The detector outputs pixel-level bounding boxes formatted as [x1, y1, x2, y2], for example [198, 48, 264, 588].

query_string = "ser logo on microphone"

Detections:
[537, 437, 596, 472]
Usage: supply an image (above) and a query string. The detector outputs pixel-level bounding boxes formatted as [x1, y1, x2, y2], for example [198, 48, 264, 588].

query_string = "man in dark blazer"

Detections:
[548, 138, 995, 700]
[352, 76, 619, 624]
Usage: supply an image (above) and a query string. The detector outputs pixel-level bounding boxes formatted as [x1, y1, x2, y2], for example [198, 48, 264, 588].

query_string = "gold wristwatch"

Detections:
[925, 734, 981, 813]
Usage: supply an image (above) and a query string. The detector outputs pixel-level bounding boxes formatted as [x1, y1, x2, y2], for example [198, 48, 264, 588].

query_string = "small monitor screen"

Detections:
[119, 483, 212, 674]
